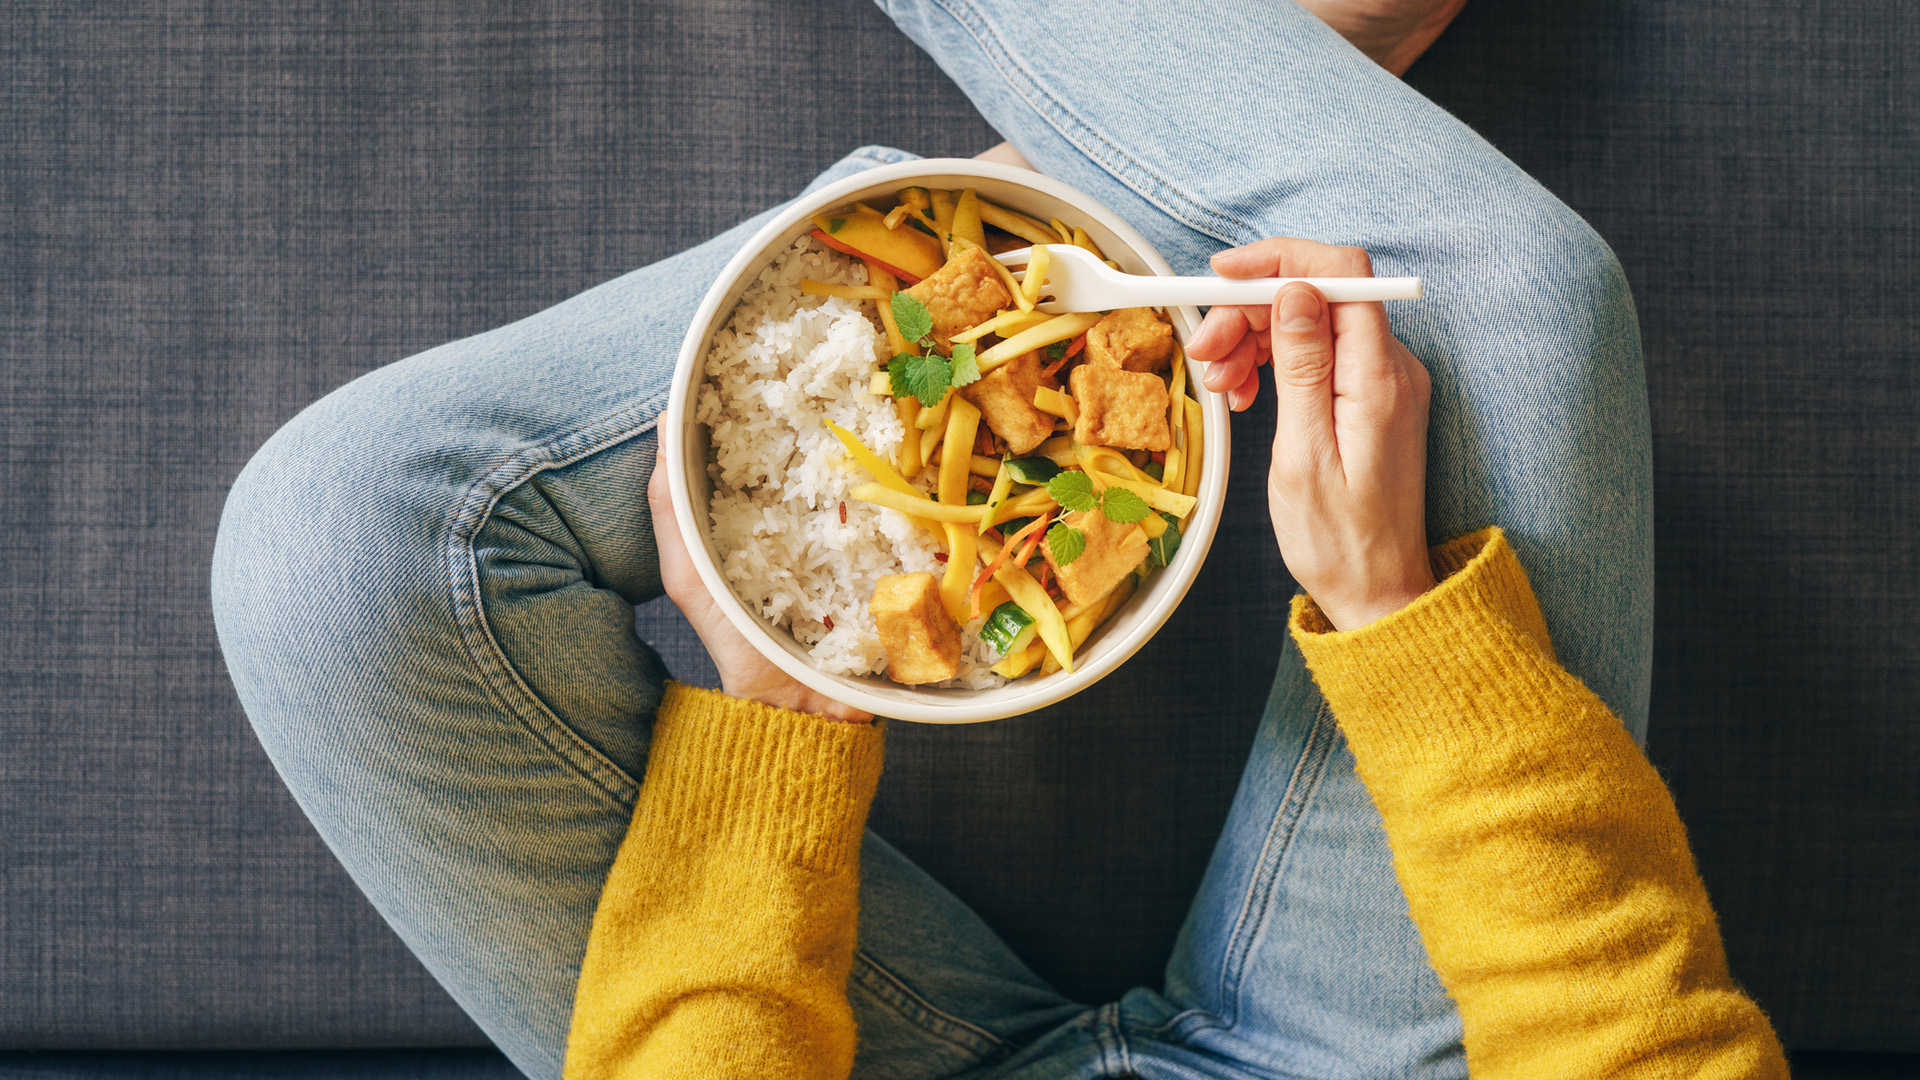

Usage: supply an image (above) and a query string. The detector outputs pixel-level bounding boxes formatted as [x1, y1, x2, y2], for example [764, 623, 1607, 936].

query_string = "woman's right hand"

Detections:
[1186, 237, 1438, 631]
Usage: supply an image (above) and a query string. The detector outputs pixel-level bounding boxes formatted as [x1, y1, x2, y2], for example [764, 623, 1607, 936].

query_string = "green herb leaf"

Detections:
[1046, 522, 1086, 566]
[891, 292, 933, 348]
[1099, 487, 1150, 524]
[1044, 340, 1069, 361]
[1147, 512, 1182, 567]
[965, 490, 988, 506]
[1046, 470, 1098, 513]
[948, 342, 981, 388]
[887, 354, 918, 400]
[826, 216, 847, 233]
[899, 352, 951, 408]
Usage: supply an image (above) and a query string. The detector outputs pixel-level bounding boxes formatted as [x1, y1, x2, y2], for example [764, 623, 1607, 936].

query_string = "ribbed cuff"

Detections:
[1290, 528, 1577, 762]
[634, 683, 885, 874]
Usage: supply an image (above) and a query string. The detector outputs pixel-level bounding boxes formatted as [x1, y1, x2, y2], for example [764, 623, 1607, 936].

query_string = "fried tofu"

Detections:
[905, 245, 1013, 346]
[870, 572, 962, 685]
[963, 349, 1056, 455]
[1085, 307, 1175, 373]
[1070, 365, 1171, 451]
[1042, 508, 1150, 609]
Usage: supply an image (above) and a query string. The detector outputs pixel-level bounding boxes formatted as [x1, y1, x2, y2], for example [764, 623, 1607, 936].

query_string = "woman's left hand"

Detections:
[648, 461, 874, 723]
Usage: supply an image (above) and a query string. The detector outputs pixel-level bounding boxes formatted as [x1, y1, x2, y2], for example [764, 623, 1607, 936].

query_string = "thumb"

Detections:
[1271, 283, 1336, 457]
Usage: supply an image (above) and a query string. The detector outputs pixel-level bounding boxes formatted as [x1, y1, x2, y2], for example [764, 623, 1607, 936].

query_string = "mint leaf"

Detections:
[1044, 340, 1069, 361]
[1100, 487, 1150, 524]
[1147, 512, 1182, 567]
[1046, 523, 1086, 566]
[891, 291, 933, 347]
[887, 354, 917, 400]
[1046, 470, 1098, 513]
[948, 343, 981, 388]
[900, 352, 951, 408]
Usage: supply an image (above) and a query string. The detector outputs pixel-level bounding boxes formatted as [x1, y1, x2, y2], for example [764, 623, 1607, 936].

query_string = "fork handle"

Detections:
[1142, 275, 1424, 306]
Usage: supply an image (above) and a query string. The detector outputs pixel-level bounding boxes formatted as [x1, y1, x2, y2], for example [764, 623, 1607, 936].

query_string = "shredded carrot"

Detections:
[969, 511, 1054, 619]
[1041, 335, 1085, 380]
[1014, 511, 1050, 568]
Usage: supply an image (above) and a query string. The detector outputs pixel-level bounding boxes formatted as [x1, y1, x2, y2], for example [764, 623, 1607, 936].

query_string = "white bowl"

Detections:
[664, 159, 1230, 723]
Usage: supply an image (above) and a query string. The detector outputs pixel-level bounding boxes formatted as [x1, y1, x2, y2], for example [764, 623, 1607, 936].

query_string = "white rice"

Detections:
[696, 237, 1005, 689]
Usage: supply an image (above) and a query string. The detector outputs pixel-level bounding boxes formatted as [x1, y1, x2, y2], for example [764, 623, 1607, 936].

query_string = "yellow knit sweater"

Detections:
[563, 528, 1788, 1079]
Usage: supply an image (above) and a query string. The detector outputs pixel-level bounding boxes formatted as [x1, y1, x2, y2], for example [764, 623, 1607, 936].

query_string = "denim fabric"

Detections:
[210, 2, 1652, 1078]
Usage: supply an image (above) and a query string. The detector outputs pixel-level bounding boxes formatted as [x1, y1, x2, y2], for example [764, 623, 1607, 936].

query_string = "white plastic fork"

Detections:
[995, 245, 1423, 313]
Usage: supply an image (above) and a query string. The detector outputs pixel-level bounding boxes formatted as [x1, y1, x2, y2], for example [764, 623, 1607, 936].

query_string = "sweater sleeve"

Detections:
[1291, 528, 1788, 1080]
[561, 682, 884, 1080]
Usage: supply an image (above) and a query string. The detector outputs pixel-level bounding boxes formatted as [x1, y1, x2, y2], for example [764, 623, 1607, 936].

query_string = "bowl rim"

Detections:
[663, 158, 1231, 722]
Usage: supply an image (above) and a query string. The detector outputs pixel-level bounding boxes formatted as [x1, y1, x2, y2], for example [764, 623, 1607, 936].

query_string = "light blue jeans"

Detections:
[211, 1, 1651, 1077]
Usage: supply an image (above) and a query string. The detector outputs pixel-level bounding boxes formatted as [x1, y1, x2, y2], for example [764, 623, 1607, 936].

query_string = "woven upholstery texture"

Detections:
[3, 0, 1914, 1055]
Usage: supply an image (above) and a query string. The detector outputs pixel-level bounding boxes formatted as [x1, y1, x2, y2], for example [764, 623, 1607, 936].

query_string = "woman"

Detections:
[211, 0, 1789, 1076]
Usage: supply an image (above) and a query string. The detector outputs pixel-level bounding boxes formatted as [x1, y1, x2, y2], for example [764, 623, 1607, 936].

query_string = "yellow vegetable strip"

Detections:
[930, 189, 957, 257]
[976, 535, 1073, 673]
[941, 524, 977, 623]
[864, 260, 915, 357]
[976, 581, 1011, 615]
[850, 482, 987, 524]
[979, 458, 1014, 534]
[991, 639, 1046, 678]
[868, 371, 892, 396]
[950, 189, 988, 253]
[1139, 512, 1168, 539]
[1035, 435, 1080, 467]
[825, 420, 918, 499]
[897, 397, 925, 479]
[800, 279, 890, 301]
[977, 199, 1059, 246]
[897, 187, 931, 212]
[883, 204, 913, 230]
[970, 454, 1000, 478]
[1088, 471, 1197, 517]
[952, 309, 1051, 344]
[1081, 445, 1157, 485]
[1049, 216, 1075, 244]
[919, 420, 944, 466]
[1071, 226, 1103, 258]
[991, 486, 1057, 524]
[978, 312, 1103, 371]
[1033, 386, 1077, 424]
[1021, 244, 1051, 307]
[915, 388, 954, 429]
[939, 397, 981, 505]
[1181, 397, 1204, 507]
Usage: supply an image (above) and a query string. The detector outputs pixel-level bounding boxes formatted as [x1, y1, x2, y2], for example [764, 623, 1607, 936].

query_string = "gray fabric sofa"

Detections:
[4, 0, 1914, 1075]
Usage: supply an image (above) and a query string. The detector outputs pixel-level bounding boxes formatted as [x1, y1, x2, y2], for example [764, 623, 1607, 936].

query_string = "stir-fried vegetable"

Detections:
[1001, 456, 1060, 485]
[978, 601, 1037, 655]
[977, 311, 1103, 371]
[801, 188, 1207, 687]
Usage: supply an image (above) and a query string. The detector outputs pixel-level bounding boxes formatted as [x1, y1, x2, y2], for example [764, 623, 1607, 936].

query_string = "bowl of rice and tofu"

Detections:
[661, 159, 1229, 723]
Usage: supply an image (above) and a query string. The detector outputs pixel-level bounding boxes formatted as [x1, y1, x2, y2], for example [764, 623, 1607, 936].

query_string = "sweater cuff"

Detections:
[1290, 528, 1571, 758]
[634, 683, 885, 875]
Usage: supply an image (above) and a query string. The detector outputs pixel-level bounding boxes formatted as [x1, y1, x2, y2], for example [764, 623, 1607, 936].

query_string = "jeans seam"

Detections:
[443, 392, 668, 807]
[924, 0, 1263, 248]
[852, 949, 1007, 1058]
[1215, 698, 1339, 1028]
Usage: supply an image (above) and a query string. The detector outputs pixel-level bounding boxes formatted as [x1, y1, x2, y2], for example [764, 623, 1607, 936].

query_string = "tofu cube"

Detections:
[1085, 307, 1175, 373]
[870, 572, 962, 685]
[1042, 507, 1150, 609]
[905, 245, 1013, 346]
[963, 349, 1055, 455]
[1070, 365, 1171, 451]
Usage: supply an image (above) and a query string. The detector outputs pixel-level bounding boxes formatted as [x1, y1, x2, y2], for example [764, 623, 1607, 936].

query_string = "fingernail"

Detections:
[1277, 285, 1321, 332]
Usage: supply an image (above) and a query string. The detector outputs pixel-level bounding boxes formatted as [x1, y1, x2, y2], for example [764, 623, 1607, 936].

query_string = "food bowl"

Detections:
[662, 158, 1230, 723]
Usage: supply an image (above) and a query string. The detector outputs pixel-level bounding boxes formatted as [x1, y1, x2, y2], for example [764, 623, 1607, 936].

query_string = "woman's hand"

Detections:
[1187, 237, 1437, 631]
[648, 462, 873, 723]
